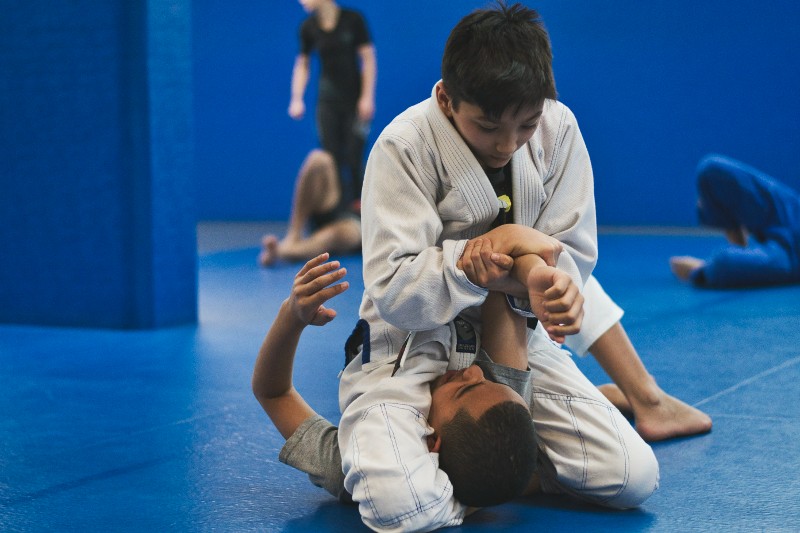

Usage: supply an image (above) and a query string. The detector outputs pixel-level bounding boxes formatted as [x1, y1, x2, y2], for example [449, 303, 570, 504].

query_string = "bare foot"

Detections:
[724, 226, 748, 247]
[598, 383, 712, 442]
[669, 256, 706, 281]
[258, 235, 279, 267]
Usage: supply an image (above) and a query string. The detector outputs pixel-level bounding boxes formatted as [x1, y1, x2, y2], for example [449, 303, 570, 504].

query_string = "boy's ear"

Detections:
[435, 83, 454, 118]
[426, 433, 442, 453]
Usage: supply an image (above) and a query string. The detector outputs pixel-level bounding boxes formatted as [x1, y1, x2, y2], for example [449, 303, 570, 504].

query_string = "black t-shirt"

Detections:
[487, 164, 513, 227]
[300, 9, 371, 103]
[487, 164, 538, 328]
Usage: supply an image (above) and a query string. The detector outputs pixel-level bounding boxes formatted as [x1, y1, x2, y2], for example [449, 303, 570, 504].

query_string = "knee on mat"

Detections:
[601, 443, 660, 510]
[696, 153, 737, 188]
[305, 149, 336, 171]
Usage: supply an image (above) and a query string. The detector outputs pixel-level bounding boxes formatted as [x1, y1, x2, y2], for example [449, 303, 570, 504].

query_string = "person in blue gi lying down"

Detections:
[670, 153, 800, 288]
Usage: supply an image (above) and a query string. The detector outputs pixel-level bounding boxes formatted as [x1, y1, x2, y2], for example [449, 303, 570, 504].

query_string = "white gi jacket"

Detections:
[339, 83, 598, 532]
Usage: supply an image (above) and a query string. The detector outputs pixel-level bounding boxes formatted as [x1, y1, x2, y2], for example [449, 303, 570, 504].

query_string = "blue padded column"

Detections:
[0, 0, 196, 329]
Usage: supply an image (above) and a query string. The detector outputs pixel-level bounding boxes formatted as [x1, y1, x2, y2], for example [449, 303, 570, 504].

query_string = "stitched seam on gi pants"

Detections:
[565, 398, 589, 491]
[532, 392, 631, 505]
[356, 403, 453, 527]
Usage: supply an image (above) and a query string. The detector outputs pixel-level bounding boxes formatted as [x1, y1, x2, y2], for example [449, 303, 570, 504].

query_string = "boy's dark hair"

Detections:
[441, 1, 557, 119]
[438, 401, 538, 507]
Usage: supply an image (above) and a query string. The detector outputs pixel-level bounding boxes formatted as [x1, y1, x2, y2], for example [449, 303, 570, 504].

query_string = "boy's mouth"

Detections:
[485, 155, 511, 168]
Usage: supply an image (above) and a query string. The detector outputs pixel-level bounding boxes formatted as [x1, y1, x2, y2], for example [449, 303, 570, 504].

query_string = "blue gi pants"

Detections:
[692, 154, 800, 287]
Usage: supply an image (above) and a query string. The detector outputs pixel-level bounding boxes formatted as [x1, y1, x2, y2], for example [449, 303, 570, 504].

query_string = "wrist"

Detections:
[278, 299, 311, 332]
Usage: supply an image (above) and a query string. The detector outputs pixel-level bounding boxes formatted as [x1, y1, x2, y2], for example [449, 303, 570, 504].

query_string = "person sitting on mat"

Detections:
[670, 153, 800, 288]
[265, 2, 708, 448]
[258, 149, 361, 267]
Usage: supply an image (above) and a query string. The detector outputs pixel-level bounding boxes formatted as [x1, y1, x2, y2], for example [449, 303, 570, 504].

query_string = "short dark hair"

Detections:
[441, 1, 557, 119]
[438, 401, 538, 507]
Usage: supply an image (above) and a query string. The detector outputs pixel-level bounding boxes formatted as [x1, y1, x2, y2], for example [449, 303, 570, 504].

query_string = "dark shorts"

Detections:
[309, 206, 361, 234]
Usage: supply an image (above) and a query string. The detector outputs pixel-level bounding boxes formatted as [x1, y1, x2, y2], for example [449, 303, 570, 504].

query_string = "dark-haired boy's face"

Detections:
[436, 83, 543, 171]
[428, 365, 527, 433]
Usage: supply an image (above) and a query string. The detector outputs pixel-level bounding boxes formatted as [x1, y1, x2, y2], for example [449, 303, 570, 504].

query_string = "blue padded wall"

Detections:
[192, 0, 800, 225]
[0, 0, 196, 329]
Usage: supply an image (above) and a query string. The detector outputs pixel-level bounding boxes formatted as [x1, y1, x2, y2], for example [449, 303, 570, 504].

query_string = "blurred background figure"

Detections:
[258, 149, 361, 267]
[671, 154, 800, 288]
[289, 0, 376, 211]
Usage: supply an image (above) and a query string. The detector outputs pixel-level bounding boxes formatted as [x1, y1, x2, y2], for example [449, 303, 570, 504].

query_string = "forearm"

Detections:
[290, 55, 309, 103]
[458, 234, 547, 299]
[252, 300, 316, 439]
[365, 238, 486, 330]
[481, 224, 562, 266]
[362, 142, 486, 329]
[358, 44, 376, 105]
[510, 253, 548, 287]
[252, 300, 303, 397]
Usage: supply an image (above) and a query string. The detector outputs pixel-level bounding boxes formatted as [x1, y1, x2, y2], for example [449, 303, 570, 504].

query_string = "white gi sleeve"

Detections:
[531, 103, 598, 287]
[360, 134, 488, 332]
[564, 275, 624, 356]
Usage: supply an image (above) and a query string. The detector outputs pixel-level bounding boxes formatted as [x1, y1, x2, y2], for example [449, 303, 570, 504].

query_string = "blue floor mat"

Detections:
[1, 233, 798, 531]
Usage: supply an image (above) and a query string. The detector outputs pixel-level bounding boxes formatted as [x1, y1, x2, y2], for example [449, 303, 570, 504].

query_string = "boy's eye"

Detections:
[478, 124, 498, 132]
[522, 122, 538, 130]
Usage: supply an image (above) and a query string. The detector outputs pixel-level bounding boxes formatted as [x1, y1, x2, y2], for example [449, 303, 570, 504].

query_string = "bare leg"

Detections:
[670, 202, 746, 281]
[590, 322, 712, 442]
[259, 150, 343, 266]
[284, 149, 341, 241]
[273, 219, 361, 261]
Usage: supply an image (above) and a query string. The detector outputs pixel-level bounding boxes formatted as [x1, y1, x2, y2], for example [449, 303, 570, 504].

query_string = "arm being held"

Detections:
[511, 254, 584, 343]
[456, 224, 563, 295]
[458, 228, 583, 343]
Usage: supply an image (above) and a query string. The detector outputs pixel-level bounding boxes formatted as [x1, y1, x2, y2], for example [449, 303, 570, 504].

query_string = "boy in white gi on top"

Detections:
[335, 3, 660, 530]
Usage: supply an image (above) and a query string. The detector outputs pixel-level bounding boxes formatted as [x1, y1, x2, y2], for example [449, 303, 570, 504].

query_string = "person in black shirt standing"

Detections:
[289, 0, 376, 210]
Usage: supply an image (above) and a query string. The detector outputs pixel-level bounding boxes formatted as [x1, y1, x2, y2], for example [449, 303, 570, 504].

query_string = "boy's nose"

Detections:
[462, 364, 485, 382]
[496, 135, 517, 155]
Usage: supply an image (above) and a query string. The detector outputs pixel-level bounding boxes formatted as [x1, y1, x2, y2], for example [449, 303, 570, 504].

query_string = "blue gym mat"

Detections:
[1, 231, 798, 531]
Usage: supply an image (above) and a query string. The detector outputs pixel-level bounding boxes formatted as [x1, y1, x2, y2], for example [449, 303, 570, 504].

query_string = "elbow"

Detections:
[250, 372, 260, 400]
[251, 372, 281, 405]
[372, 295, 436, 331]
[366, 283, 406, 327]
